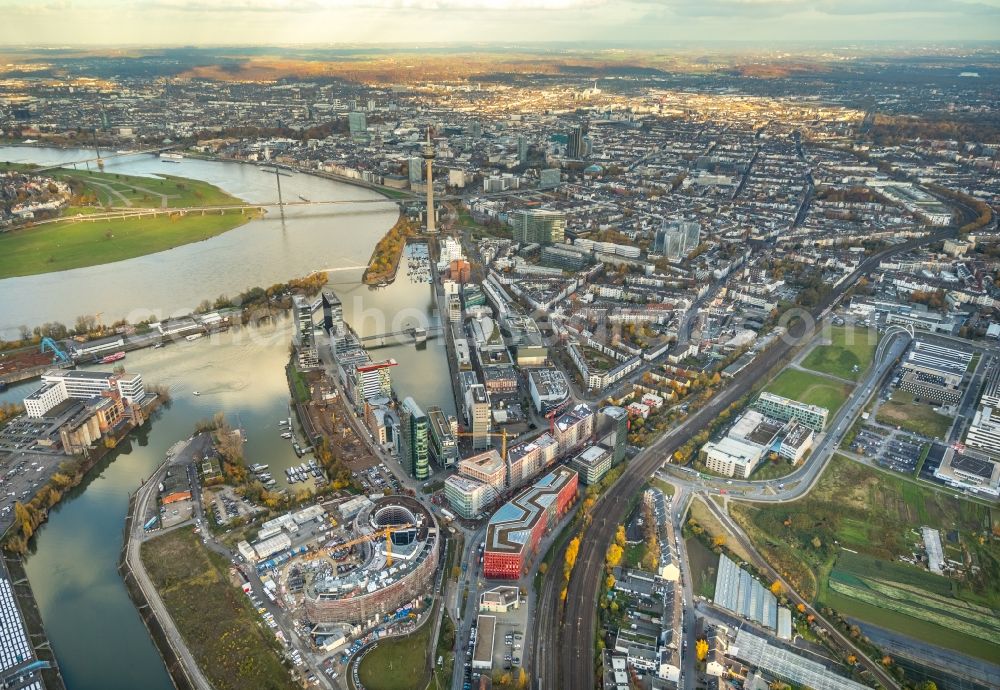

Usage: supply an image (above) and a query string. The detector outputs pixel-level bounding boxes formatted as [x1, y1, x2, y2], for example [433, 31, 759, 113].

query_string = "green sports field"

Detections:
[800, 326, 878, 381]
[358, 616, 432, 690]
[764, 368, 853, 418]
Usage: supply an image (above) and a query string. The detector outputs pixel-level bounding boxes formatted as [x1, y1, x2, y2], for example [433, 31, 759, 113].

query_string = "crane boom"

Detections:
[454, 428, 511, 459]
[300, 523, 415, 567]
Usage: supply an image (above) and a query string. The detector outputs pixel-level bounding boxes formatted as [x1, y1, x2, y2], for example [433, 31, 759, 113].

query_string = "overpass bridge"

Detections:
[357, 325, 444, 349]
[23, 144, 186, 174]
[17, 150, 551, 206]
[19, 184, 547, 229]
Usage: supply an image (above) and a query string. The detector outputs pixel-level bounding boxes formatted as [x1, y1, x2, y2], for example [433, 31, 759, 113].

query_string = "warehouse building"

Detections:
[934, 446, 1000, 498]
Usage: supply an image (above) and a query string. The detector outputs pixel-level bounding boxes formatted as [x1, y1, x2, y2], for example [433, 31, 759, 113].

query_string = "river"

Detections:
[0, 147, 454, 689]
[0, 145, 397, 339]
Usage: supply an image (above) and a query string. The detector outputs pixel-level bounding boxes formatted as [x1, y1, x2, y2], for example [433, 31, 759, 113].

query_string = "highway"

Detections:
[656, 326, 911, 507]
[544, 226, 958, 690]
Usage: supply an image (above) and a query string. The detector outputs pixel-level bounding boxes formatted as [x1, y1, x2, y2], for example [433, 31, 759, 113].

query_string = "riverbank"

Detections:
[119, 476, 202, 690]
[361, 215, 419, 286]
[2, 393, 166, 554]
[0, 144, 400, 340]
[0, 271, 329, 390]
[1, 554, 66, 690]
[0, 163, 260, 278]
[0, 210, 259, 279]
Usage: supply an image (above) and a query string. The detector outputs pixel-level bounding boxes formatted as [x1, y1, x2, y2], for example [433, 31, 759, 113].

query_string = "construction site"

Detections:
[276, 495, 439, 629]
[0, 338, 73, 388]
[290, 364, 384, 475]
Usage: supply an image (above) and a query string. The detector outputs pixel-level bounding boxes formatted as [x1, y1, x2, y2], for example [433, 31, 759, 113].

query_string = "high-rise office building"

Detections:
[654, 220, 701, 260]
[321, 289, 343, 334]
[511, 209, 566, 245]
[408, 156, 423, 184]
[596, 405, 629, 465]
[566, 125, 585, 159]
[428, 405, 459, 467]
[292, 295, 318, 367]
[539, 168, 561, 189]
[517, 135, 529, 165]
[465, 384, 492, 450]
[683, 221, 701, 250]
[400, 397, 430, 480]
[348, 111, 367, 135]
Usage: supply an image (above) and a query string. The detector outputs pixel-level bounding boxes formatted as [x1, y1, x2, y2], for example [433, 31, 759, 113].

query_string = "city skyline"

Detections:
[2, 0, 999, 45]
[0, 14, 997, 690]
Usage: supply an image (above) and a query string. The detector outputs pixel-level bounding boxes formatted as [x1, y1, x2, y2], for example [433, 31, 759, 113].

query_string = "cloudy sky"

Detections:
[1, 0, 998, 45]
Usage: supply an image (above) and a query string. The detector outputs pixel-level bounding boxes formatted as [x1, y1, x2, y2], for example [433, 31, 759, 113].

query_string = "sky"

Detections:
[1, 0, 999, 46]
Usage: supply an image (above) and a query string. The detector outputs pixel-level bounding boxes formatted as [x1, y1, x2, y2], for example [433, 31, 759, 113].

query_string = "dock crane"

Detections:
[304, 523, 415, 568]
[40, 337, 70, 363]
[454, 428, 513, 460]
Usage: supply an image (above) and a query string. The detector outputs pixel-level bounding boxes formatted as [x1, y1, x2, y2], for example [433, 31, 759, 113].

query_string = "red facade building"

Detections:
[483, 467, 578, 580]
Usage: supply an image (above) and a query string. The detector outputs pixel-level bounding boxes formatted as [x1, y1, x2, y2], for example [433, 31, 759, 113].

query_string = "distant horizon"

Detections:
[1, 39, 999, 53]
[2, 0, 999, 46]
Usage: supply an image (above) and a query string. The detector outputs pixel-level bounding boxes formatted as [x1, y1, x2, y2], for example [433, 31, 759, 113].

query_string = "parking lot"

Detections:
[352, 463, 401, 495]
[850, 427, 889, 458]
[849, 424, 927, 475]
[492, 617, 526, 675]
[0, 449, 69, 533]
[878, 436, 923, 474]
[206, 485, 262, 525]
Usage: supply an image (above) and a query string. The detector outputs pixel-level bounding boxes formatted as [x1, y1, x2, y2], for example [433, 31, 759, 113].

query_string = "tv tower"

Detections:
[422, 127, 437, 235]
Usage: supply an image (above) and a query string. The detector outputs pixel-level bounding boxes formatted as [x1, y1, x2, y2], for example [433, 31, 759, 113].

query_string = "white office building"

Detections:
[25, 370, 146, 418]
[444, 474, 494, 519]
[701, 437, 765, 479]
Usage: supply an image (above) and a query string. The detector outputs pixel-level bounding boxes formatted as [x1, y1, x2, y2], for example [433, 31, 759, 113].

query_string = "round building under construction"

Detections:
[299, 496, 439, 626]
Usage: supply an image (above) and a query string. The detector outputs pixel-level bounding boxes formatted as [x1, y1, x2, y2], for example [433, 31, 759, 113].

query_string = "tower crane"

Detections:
[303, 523, 415, 568]
[454, 428, 513, 460]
